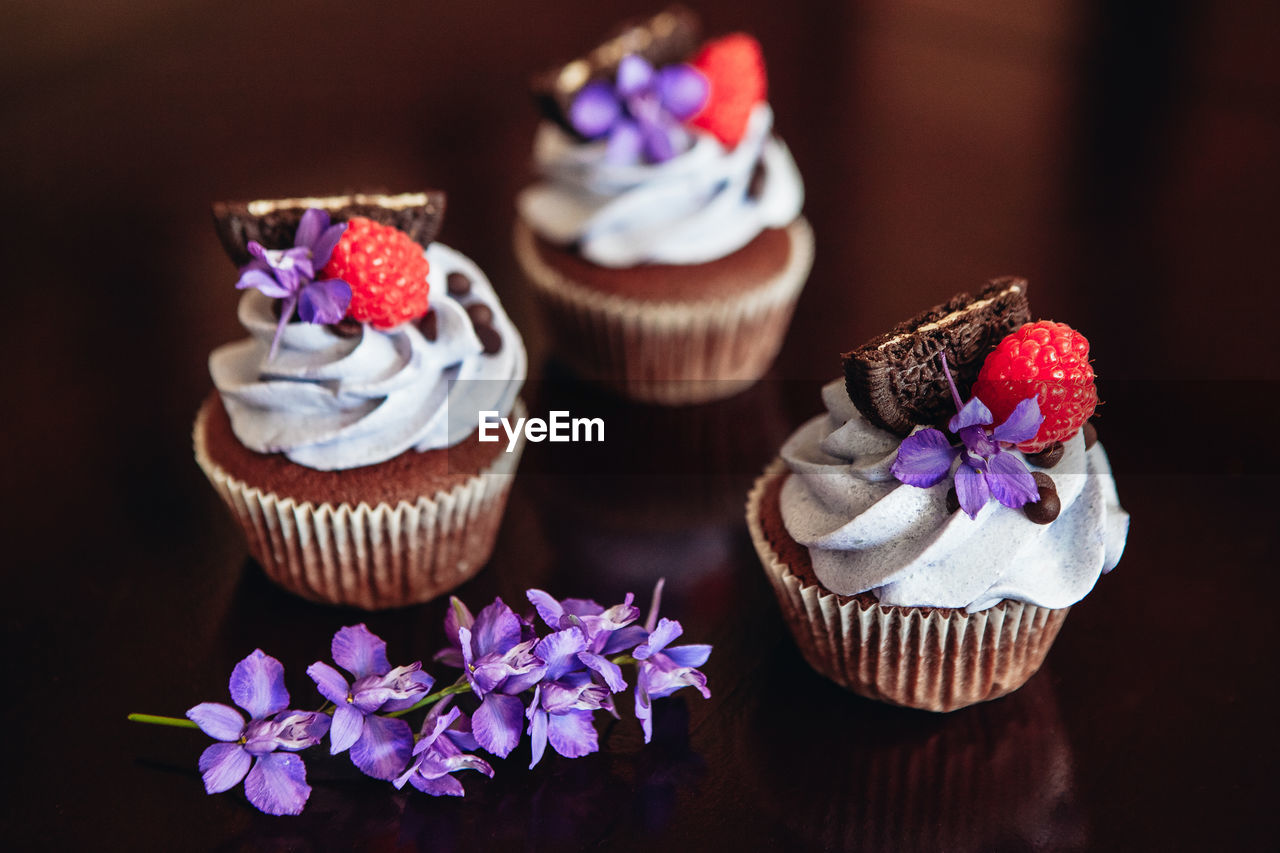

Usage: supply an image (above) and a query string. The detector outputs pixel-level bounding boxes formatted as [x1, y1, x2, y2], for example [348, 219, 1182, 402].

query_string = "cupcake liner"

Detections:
[514, 217, 814, 405]
[194, 401, 526, 610]
[747, 460, 1069, 712]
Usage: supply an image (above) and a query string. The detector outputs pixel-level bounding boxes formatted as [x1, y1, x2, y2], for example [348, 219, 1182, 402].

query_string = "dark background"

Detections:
[3, 1, 1278, 850]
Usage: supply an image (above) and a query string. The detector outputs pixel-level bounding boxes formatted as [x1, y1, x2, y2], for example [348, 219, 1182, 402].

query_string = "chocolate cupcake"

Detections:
[747, 280, 1129, 710]
[513, 8, 813, 404]
[194, 192, 527, 609]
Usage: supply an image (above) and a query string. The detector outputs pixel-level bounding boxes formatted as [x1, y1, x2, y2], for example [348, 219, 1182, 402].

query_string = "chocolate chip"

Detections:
[1026, 442, 1064, 468]
[747, 159, 768, 199]
[1083, 421, 1098, 449]
[1025, 486, 1061, 524]
[447, 271, 472, 297]
[327, 317, 362, 338]
[476, 324, 502, 355]
[945, 486, 960, 514]
[417, 309, 438, 341]
[466, 303, 493, 327]
[1031, 471, 1056, 493]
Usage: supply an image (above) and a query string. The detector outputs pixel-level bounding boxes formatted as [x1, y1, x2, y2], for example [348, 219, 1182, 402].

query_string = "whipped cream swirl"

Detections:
[779, 380, 1129, 611]
[210, 243, 526, 471]
[517, 103, 803, 267]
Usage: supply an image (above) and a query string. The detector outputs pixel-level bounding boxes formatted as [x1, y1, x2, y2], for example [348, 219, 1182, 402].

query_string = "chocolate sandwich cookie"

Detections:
[212, 191, 446, 266]
[531, 5, 701, 133]
[842, 277, 1031, 435]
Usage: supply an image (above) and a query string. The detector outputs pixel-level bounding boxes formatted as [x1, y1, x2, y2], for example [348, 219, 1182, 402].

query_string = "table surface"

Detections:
[4, 1, 1278, 850]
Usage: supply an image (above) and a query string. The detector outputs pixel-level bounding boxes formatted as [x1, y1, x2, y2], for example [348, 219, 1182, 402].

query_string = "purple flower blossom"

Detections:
[525, 628, 616, 768]
[306, 624, 432, 781]
[235, 207, 352, 359]
[443, 597, 546, 759]
[891, 353, 1043, 519]
[393, 704, 494, 797]
[186, 650, 330, 815]
[569, 54, 709, 164]
[633, 580, 712, 744]
[527, 589, 646, 695]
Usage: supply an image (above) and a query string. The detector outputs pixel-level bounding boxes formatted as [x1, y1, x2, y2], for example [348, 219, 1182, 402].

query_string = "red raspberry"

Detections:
[320, 217, 430, 329]
[971, 321, 1098, 453]
[688, 34, 767, 149]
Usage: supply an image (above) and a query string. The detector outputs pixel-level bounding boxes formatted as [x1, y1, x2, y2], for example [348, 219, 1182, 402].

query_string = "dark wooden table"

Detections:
[4, 1, 1277, 850]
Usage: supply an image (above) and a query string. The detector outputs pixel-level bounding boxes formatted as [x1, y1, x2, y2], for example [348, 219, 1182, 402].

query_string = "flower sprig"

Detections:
[129, 581, 711, 816]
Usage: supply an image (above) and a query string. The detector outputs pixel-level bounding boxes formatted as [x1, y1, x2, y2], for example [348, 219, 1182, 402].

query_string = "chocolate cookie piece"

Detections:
[531, 5, 701, 133]
[212, 191, 447, 266]
[843, 277, 1031, 435]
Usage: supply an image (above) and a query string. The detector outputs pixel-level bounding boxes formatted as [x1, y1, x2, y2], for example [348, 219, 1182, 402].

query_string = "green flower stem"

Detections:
[386, 679, 472, 719]
[127, 713, 199, 730]
[610, 654, 638, 667]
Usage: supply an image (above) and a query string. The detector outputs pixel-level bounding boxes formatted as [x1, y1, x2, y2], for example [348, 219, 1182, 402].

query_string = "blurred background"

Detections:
[3, 1, 1277, 849]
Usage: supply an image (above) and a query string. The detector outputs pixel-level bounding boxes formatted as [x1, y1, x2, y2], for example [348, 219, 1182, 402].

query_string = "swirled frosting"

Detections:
[517, 103, 803, 267]
[210, 242, 526, 471]
[779, 380, 1129, 611]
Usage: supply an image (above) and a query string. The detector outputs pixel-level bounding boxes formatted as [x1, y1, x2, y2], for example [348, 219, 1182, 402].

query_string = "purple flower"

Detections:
[235, 207, 352, 359]
[186, 650, 330, 815]
[393, 704, 494, 797]
[525, 628, 616, 769]
[306, 624, 432, 781]
[890, 353, 1043, 519]
[569, 54, 709, 164]
[444, 597, 546, 759]
[526, 589, 646, 694]
[633, 580, 712, 744]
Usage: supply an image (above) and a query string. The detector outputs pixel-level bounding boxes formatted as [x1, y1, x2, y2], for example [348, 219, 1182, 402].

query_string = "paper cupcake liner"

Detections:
[747, 460, 1069, 712]
[514, 217, 814, 405]
[194, 401, 526, 610]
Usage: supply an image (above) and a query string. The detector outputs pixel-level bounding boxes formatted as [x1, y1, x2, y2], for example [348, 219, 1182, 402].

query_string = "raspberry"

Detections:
[688, 34, 767, 149]
[971, 321, 1098, 453]
[320, 217, 430, 329]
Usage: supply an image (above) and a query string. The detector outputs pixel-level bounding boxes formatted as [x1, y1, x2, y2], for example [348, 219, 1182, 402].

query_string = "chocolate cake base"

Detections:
[748, 460, 1069, 712]
[514, 217, 814, 405]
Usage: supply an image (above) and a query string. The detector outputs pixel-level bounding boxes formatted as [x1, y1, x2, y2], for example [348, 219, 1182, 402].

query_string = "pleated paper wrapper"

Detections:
[514, 217, 814, 405]
[747, 460, 1069, 712]
[194, 402, 526, 611]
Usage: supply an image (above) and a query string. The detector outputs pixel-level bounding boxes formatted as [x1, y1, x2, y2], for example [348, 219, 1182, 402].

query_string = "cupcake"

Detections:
[748, 278, 1129, 711]
[513, 7, 813, 404]
[194, 192, 527, 610]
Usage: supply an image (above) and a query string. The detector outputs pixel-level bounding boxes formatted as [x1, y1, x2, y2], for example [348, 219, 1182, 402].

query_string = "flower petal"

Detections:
[229, 650, 290, 720]
[569, 81, 620, 138]
[472, 693, 525, 758]
[954, 462, 991, 519]
[547, 710, 599, 760]
[644, 578, 666, 633]
[186, 702, 244, 742]
[534, 628, 588, 680]
[298, 279, 351, 325]
[410, 772, 466, 797]
[634, 682, 654, 744]
[635, 617, 682, 659]
[891, 428, 959, 488]
[527, 706, 549, 769]
[328, 703, 364, 755]
[949, 396, 994, 433]
[349, 714, 413, 781]
[657, 64, 709, 119]
[986, 450, 1041, 509]
[579, 652, 627, 693]
[293, 208, 328, 251]
[244, 752, 310, 816]
[311, 222, 347, 269]
[526, 589, 566, 630]
[331, 624, 391, 680]
[198, 742, 252, 794]
[472, 598, 522, 658]
[604, 119, 644, 165]
[991, 396, 1044, 445]
[236, 268, 292, 299]
[663, 643, 712, 668]
[601, 624, 648, 655]
[306, 661, 350, 707]
[615, 54, 655, 98]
